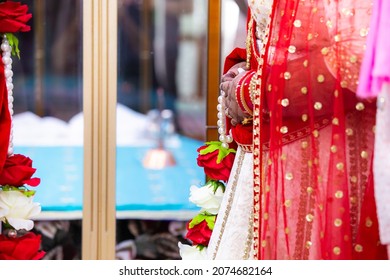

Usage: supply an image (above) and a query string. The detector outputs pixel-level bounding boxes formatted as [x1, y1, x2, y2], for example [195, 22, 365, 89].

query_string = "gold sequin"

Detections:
[301, 86, 308, 94]
[360, 28, 369, 37]
[332, 118, 339, 125]
[326, 20, 333, 28]
[281, 98, 290, 107]
[307, 187, 314, 194]
[331, 145, 337, 153]
[350, 55, 357, 63]
[264, 213, 269, 220]
[285, 227, 290, 234]
[321, 47, 329, 55]
[306, 214, 314, 222]
[280, 126, 288, 134]
[284, 200, 292, 207]
[314, 102, 323, 110]
[285, 172, 293, 180]
[301, 141, 308, 149]
[356, 102, 365, 111]
[307, 33, 313, 40]
[261, 240, 267, 247]
[335, 191, 343, 199]
[334, 90, 339, 97]
[306, 241, 312, 249]
[350, 196, 357, 204]
[288, 45, 297, 54]
[284, 72, 291, 80]
[317, 75, 325, 83]
[365, 218, 373, 228]
[302, 114, 308, 122]
[334, 218, 342, 227]
[293, 19, 302, 28]
[355, 244, 363, 253]
[336, 162, 344, 171]
[333, 247, 341, 255]
[346, 128, 353, 136]
[334, 34, 341, 42]
[313, 130, 319, 138]
[360, 151, 368, 159]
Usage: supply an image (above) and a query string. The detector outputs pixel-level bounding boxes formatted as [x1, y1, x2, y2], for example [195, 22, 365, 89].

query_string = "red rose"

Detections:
[0, 154, 40, 187]
[197, 143, 235, 182]
[0, 232, 45, 260]
[0, 1, 32, 33]
[185, 220, 212, 246]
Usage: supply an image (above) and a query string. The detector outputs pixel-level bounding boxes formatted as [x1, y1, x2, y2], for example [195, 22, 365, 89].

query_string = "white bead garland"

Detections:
[1, 34, 14, 156]
[217, 90, 233, 148]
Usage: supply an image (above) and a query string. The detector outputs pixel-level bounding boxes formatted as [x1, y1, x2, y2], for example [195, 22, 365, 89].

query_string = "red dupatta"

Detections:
[245, 0, 387, 259]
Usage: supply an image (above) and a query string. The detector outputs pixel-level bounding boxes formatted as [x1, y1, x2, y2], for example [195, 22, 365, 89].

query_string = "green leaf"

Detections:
[216, 147, 236, 164]
[5, 33, 21, 59]
[188, 213, 206, 228]
[0, 185, 35, 196]
[207, 180, 226, 193]
[188, 213, 216, 230]
[199, 141, 236, 164]
[199, 142, 219, 155]
[204, 215, 216, 230]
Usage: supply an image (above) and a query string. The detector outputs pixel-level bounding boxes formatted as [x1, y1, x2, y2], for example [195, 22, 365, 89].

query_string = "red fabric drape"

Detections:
[222, 0, 387, 259]
[0, 61, 11, 174]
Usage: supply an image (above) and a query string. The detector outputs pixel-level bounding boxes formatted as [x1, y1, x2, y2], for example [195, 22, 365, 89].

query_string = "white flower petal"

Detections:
[178, 242, 208, 260]
[0, 191, 39, 230]
[7, 217, 34, 231]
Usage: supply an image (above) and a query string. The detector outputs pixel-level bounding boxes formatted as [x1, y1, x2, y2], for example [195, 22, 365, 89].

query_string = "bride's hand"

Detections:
[220, 62, 251, 126]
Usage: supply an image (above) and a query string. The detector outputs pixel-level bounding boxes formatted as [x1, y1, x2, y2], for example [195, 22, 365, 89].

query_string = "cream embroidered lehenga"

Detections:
[207, 0, 387, 260]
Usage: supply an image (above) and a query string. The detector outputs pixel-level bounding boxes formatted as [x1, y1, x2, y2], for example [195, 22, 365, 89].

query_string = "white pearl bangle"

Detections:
[217, 90, 233, 148]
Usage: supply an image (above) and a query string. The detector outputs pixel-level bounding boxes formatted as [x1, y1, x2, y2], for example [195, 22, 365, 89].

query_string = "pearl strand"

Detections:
[217, 90, 233, 148]
[1, 34, 14, 156]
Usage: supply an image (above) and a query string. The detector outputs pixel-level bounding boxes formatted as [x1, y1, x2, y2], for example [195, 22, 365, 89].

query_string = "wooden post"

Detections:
[206, 0, 221, 142]
[82, 0, 117, 260]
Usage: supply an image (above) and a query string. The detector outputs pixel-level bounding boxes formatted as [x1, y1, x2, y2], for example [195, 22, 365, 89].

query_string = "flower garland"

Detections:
[179, 93, 237, 259]
[0, 1, 45, 260]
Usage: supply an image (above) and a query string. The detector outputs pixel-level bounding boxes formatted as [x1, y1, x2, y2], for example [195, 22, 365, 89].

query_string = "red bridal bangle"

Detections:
[235, 71, 255, 116]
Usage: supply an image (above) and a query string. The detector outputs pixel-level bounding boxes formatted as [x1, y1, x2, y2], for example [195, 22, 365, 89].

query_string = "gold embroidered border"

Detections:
[211, 151, 245, 260]
[293, 137, 316, 259]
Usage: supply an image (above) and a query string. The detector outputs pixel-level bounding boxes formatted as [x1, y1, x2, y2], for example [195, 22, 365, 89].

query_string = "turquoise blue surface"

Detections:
[15, 136, 205, 213]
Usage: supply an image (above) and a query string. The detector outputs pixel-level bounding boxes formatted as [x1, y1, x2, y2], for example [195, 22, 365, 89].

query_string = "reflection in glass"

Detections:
[12, 0, 83, 259]
[116, 0, 208, 259]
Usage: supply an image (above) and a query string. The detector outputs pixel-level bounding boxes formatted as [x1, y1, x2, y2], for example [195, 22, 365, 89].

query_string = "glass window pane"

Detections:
[116, 0, 207, 260]
[10, 0, 83, 259]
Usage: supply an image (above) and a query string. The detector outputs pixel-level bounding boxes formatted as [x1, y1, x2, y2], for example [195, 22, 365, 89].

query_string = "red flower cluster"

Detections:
[196, 144, 235, 182]
[0, 154, 40, 187]
[0, 232, 45, 260]
[185, 220, 212, 247]
[0, 1, 32, 33]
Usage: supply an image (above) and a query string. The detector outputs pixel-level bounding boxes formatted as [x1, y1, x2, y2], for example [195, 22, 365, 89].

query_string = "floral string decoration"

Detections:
[179, 89, 236, 259]
[0, 1, 45, 260]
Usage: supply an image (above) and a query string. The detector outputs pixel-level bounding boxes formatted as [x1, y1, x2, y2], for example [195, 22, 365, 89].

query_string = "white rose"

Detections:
[0, 190, 41, 231]
[178, 242, 208, 260]
[189, 182, 224, 215]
